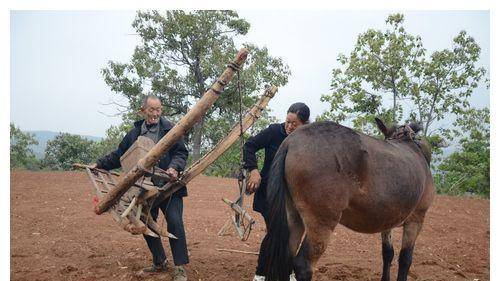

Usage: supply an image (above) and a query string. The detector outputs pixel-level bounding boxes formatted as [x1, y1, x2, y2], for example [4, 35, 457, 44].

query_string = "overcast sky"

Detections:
[10, 10, 489, 137]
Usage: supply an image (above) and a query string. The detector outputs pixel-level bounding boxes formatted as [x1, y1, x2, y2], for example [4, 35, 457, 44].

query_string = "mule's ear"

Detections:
[409, 122, 423, 134]
[375, 118, 389, 137]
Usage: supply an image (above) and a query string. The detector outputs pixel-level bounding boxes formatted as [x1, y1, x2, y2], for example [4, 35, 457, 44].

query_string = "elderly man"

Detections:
[94, 95, 189, 281]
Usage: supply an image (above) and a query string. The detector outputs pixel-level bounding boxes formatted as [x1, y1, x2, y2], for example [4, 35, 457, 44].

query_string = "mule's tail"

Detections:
[262, 143, 294, 281]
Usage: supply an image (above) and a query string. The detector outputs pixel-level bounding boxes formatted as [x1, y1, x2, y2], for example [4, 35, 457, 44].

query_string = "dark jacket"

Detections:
[96, 118, 189, 197]
[243, 123, 287, 214]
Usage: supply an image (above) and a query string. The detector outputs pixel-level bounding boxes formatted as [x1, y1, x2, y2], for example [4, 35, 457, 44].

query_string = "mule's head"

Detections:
[375, 118, 422, 140]
[375, 118, 431, 164]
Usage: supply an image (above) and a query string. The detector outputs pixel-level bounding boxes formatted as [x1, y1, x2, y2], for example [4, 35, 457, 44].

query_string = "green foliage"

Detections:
[42, 133, 98, 170]
[434, 108, 489, 197]
[101, 10, 290, 161]
[202, 110, 276, 177]
[320, 13, 486, 147]
[204, 142, 242, 178]
[92, 122, 133, 158]
[10, 123, 39, 170]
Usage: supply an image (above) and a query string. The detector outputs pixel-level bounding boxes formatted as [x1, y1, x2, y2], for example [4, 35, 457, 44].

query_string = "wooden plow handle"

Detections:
[94, 48, 249, 215]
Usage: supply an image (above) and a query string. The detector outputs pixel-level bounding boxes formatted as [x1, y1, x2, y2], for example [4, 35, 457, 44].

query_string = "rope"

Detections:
[235, 69, 245, 220]
[227, 61, 241, 72]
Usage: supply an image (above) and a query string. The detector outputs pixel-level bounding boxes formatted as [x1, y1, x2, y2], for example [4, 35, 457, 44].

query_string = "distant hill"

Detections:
[27, 131, 102, 159]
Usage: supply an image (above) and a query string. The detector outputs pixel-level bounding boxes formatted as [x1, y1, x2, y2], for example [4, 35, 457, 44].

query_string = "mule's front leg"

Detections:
[397, 222, 422, 281]
[381, 229, 394, 281]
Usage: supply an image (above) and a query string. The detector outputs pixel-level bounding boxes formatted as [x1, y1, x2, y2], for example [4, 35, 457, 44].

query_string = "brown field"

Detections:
[11, 171, 489, 280]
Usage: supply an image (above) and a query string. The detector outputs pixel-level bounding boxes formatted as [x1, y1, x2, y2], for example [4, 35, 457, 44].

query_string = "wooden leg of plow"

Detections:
[217, 218, 233, 237]
[128, 215, 158, 238]
[121, 197, 137, 218]
[140, 209, 178, 239]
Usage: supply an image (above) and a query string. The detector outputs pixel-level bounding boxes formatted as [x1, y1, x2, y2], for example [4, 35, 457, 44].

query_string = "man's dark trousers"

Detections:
[143, 195, 189, 266]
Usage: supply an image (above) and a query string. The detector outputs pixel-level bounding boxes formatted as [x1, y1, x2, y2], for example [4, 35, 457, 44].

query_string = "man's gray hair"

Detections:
[141, 95, 161, 108]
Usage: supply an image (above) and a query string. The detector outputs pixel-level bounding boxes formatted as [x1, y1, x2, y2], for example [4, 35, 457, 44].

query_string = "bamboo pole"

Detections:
[146, 86, 278, 208]
[94, 48, 249, 215]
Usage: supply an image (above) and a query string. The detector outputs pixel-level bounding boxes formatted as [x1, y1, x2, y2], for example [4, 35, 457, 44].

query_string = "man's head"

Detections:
[140, 95, 162, 125]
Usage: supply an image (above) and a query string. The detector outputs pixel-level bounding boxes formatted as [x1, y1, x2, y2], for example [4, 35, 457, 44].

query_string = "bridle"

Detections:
[387, 124, 416, 141]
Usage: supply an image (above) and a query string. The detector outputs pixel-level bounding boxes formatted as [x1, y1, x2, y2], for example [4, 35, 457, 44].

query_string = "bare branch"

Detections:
[97, 110, 126, 117]
[99, 100, 129, 109]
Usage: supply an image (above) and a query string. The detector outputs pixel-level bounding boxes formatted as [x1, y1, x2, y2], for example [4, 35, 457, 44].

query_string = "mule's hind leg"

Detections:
[293, 219, 338, 281]
[287, 198, 305, 280]
[397, 222, 423, 281]
[380, 229, 394, 281]
[287, 196, 305, 258]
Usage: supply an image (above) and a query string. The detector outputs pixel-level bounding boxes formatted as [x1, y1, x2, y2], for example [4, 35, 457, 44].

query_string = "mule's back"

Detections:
[283, 121, 432, 233]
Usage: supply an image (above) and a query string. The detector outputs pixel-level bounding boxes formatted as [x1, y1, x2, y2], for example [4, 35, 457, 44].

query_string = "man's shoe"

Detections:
[142, 260, 168, 273]
[172, 265, 187, 281]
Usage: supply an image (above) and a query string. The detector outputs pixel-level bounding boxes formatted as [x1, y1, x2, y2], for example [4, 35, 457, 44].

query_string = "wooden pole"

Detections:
[74, 163, 121, 177]
[216, 248, 259, 255]
[146, 86, 279, 208]
[94, 48, 249, 215]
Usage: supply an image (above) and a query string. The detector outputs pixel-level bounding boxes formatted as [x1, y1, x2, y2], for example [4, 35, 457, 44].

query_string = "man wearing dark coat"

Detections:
[94, 95, 189, 281]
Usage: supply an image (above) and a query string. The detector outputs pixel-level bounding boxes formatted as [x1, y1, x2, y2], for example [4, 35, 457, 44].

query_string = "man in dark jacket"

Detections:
[94, 95, 189, 281]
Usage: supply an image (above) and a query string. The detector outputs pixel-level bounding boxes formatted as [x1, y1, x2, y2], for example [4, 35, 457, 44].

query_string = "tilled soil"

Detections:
[10, 171, 489, 280]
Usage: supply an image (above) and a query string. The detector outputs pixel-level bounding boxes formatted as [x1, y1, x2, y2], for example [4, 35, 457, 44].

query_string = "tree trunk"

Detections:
[191, 55, 207, 162]
[424, 81, 440, 137]
[390, 73, 398, 123]
[191, 117, 204, 161]
[393, 92, 397, 122]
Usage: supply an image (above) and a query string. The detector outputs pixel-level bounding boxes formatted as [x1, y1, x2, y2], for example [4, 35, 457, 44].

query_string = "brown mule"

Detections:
[261, 119, 435, 281]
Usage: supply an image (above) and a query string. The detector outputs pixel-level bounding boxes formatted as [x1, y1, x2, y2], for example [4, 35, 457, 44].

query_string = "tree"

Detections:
[320, 14, 486, 141]
[434, 107, 489, 197]
[10, 123, 39, 170]
[102, 10, 290, 161]
[42, 133, 98, 170]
